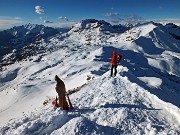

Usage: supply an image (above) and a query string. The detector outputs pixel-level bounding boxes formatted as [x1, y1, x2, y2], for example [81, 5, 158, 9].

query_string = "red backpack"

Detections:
[117, 54, 122, 63]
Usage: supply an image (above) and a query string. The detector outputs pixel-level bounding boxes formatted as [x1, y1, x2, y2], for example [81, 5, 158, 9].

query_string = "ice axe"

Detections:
[67, 94, 74, 110]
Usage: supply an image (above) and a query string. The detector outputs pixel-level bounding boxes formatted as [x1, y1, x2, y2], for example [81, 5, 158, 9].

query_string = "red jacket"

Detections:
[111, 51, 122, 66]
[111, 51, 118, 66]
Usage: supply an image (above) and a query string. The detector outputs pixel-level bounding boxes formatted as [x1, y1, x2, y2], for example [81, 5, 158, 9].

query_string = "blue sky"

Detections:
[0, 0, 180, 29]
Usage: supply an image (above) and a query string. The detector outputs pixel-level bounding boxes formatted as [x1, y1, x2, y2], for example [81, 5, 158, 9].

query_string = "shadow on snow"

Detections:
[92, 45, 180, 108]
[103, 103, 162, 110]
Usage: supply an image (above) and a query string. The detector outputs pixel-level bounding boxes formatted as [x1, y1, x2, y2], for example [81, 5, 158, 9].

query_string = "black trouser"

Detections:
[111, 65, 117, 76]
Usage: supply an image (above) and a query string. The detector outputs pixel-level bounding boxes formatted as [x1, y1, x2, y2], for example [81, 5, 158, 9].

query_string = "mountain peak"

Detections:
[71, 19, 111, 31]
[165, 23, 179, 29]
[24, 23, 40, 30]
[69, 19, 128, 34]
[80, 19, 111, 26]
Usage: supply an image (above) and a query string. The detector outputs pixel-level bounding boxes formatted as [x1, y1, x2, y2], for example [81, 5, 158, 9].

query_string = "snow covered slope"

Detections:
[0, 20, 180, 134]
[1, 66, 180, 135]
[0, 24, 60, 66]
[67, 19, 129, 45]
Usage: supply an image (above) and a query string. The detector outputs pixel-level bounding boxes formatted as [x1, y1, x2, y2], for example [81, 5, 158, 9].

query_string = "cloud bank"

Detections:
[104, 12, 180, 26]
[104, 12, 145, 25]
[0, 16, 23, 30]
[154, 18, 180, 26]
[44, 22, 76, 28]
[44, 20, 53, 23]
[58, 16, 69, 21]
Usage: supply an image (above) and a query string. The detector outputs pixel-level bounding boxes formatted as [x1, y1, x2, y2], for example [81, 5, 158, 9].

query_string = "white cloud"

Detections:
[14, 17, 22, 20]
[104, 12, 145, 25]
[125, 15, 145, 24]
[44, 20, 53, 23]
[153, 18, 180, 26]
[44, 22, 76, 28]
[105, 13, 119, 17]
[104, 13, 123, 24]
[105, 12, 180, 26]
[35, 6, 45, 15]
[0, 16, 23, 30]
[58, 16, 69, 21]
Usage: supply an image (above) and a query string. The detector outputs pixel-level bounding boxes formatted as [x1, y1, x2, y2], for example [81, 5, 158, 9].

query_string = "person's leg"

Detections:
[114, 65, 117, 76]
[110, 65, 114, 76]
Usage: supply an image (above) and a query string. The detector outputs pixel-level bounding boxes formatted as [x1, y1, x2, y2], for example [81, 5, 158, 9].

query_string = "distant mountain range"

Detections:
[0, 19, 179, 67]
[0, 24, 63, 65]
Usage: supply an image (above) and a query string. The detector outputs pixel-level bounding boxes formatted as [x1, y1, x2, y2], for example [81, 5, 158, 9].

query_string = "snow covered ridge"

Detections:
[69, 19, 128, 33]
[1, 19, 180, 67]
[0, 71, 180, 134]
[67, 19, 129, 45]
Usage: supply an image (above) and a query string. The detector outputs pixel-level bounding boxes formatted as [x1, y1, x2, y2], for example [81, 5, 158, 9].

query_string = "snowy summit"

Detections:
[0, 19, 180, 135]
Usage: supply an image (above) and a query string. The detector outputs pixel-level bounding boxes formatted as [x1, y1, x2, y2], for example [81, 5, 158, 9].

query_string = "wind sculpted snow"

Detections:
[0, 20, 180, 134]
[1, 69, 180, 135]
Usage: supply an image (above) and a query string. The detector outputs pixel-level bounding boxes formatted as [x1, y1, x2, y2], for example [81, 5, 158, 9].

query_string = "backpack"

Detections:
[117, 54, 122, 63]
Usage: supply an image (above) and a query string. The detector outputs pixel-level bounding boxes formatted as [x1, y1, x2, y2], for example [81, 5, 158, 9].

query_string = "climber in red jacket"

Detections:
[110, 51, 122, 77]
